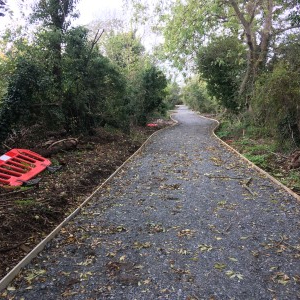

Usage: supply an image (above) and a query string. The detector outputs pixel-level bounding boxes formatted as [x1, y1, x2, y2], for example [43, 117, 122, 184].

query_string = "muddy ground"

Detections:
[0, 123, 171, 279]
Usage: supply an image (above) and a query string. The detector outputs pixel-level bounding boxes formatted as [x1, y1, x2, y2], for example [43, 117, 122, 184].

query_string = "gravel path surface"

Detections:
[2, 105, 300, 299]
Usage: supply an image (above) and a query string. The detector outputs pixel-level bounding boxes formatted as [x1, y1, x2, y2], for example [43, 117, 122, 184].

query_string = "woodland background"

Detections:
[0, 0, 299, 156]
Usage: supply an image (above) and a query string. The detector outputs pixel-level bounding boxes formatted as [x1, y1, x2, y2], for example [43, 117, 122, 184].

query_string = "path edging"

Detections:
[200, 113, 300, 202]
[0, 117, 179, 292]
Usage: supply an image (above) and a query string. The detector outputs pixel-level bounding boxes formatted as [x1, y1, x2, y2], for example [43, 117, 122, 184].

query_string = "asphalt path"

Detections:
[2, 105, 300, 299]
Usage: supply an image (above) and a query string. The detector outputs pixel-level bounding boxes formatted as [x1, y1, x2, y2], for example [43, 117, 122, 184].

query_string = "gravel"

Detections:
[2, 105, 300, 300]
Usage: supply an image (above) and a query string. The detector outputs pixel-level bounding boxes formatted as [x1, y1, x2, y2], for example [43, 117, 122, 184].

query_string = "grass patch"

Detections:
[243, 153, 269, 169]
[216, 116, 300, 194]
[280, 170, 300, 192]
[14, 198, 35, 207]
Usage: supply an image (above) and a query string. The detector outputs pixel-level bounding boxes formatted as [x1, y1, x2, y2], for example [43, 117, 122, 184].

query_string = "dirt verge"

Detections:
[0, 122, 172, 279]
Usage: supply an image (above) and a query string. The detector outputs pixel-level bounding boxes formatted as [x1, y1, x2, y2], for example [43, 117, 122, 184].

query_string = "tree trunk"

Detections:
[230, 0, 274, 98]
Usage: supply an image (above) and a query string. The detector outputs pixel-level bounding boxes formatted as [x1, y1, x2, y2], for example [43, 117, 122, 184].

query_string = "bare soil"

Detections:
[0, 122, 172, 279]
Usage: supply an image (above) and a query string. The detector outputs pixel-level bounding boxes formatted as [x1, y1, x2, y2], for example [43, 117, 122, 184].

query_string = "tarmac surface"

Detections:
[2, 105, 300, 299]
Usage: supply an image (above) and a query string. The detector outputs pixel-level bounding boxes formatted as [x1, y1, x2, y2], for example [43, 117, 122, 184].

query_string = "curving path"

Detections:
[2, 106, 300, 299]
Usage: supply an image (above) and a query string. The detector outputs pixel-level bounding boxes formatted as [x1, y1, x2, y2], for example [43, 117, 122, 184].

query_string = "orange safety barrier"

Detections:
[0, 149, 51, 186]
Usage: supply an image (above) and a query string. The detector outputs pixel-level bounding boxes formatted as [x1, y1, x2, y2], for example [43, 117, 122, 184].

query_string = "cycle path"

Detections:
[2, 105, 300, 299]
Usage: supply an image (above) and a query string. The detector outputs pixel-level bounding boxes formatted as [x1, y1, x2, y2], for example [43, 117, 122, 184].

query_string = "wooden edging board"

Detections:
[201, 113, 300, 202]
[0, 116, 179, 292]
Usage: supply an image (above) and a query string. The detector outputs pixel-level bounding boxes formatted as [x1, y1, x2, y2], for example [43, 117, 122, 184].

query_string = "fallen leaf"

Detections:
[240, 236, 251, 240]
[178, 248, 189, 255]
[225, 270, 244, 280]
[199, 244, 213, 252]
[133, 241, 151, 249]
[134, 265, 144, 269]
[120, 255, 126, 262]
[24, 269, 46, 284]
[62, 291, 79, 297]
[228, 257, 238, 262]
[273, 272, 290, 285]
[106, 252, 117, 258]
[77, 257, 94, 266]
[178, 229, 195, 237]
[80, 271, 93, 280]
[214, 263, 226, 271]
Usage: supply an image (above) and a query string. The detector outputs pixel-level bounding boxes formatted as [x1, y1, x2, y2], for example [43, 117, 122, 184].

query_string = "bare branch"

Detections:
[85, 28, 105, 67]
[273, 25, 300, 36]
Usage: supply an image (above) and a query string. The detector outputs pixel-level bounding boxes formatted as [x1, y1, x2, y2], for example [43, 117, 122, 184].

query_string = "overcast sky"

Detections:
[1, 0, 126, 30]
[74, 0, 125, 25]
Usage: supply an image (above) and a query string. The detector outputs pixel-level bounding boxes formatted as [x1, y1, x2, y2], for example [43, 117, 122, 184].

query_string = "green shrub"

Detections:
[182, 76, 219, 114]
[197, 36, 247, 112]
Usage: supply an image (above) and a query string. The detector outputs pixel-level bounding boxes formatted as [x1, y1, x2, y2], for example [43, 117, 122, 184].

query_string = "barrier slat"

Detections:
[0, 149, 51, 186]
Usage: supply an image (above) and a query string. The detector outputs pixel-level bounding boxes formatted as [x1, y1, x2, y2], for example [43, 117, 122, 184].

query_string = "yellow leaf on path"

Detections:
[134, 265, 144, 269]
[228, 257, 238, 262]
[178, 248, 188, 255]
[24, 269, 46, 283]
[120, 255, 126, 262]
[106, 252, 116, 258]
[240, 236, 251, 240]
[214, 263, 226, 271]
[226, 270, 244, 280]
[133, 241, 151, 249]
[199, 244, 213, 252]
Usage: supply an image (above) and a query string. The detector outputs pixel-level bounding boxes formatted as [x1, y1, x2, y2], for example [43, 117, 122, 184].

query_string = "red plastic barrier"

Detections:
[0, 149, 51, 186]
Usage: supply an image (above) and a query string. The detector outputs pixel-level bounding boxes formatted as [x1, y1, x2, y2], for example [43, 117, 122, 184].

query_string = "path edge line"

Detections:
[0, 116, 179, 292]
[200, 113, 300, 202]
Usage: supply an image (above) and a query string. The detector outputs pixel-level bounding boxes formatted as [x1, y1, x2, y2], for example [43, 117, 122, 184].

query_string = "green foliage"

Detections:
[0, 27, 31, 102]
[161, 0, 230, 70]
[154, 0, 300, 112]
[62, 26, 128, 132]
[253, 57, 300, 146]
[31, 0, 80, 104]
[0, 56, 45, 141]
[14, 199, 35, 207]
[142, 66, 167, 117]
[164, 81, 181, 109]
[181, 76, 218, 114]
[244, 151, 271, 169]
[104, 31, 145, 69]
[102, 30, 167, 126]
[0, 2, 170, 145]
[0, 52, 9, 101]
[31, 0, 79, 30]
[289, 1, 300, 25]
[197, 36, 246, 112]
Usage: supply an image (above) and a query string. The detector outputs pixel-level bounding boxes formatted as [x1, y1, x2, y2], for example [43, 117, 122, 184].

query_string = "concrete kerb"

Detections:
[0, 116, 179, 292]
[200, 113, 300, 203]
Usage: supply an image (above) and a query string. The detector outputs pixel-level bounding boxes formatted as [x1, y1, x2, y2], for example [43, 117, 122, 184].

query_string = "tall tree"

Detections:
[160, 0, 300, 99]
[31, 0, 79, 97]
